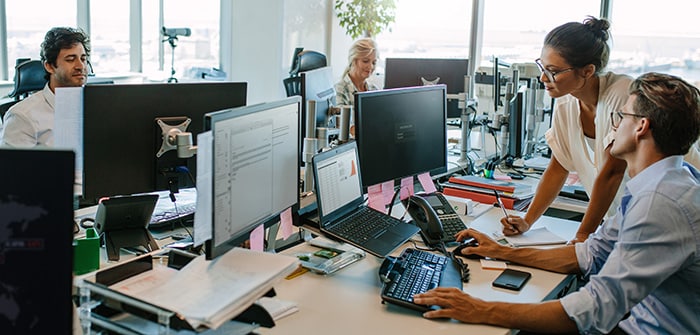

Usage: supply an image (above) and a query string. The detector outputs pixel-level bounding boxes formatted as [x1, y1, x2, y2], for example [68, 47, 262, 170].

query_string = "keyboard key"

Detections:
[379, 248, 463, 313]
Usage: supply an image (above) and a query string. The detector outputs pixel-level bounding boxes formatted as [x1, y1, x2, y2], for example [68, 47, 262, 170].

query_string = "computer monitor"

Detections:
[298, 66, 336, 168]
[81, 82, 247, 203]
[384, 58, 469, 118]
[507, 85, 527, 160]
[354, 85, 448, 190]
[301, 66, 336, 133]
[0, 148, 74, 334]
[204, 96, 301, 260]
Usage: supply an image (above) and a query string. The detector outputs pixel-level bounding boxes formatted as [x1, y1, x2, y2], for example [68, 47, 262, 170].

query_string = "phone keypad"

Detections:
[440, 214, 467, 242]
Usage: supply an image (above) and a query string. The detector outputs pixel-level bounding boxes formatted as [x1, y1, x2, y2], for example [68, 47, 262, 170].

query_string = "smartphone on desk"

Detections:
[492, 269, 531, 291]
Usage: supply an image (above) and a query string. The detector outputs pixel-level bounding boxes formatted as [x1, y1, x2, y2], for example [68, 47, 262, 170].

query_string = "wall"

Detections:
[224, 0, 286, 105]
[223, 0, 352, 105]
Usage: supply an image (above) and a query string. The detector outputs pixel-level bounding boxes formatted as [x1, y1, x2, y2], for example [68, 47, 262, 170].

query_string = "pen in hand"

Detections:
[493, 189, 518, 233]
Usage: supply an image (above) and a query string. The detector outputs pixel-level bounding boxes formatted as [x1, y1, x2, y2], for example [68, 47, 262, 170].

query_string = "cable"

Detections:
[167, 191, 194, 241]
[448, 161, 470, 177]
[386, 186, 403, 217]
[175, 166, 196, 188]
[408, 239, 436, 252]
[399, 195, 412, 221]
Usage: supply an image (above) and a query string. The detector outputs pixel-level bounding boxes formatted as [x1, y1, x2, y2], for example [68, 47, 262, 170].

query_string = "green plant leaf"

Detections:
[335, 0, 396, 39]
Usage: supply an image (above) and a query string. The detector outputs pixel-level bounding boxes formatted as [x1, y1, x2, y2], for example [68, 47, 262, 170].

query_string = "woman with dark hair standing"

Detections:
[501, 16, 700, 241]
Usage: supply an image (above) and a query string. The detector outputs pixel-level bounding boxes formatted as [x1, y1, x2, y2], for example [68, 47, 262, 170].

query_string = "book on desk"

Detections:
[441, 175, 534, 211]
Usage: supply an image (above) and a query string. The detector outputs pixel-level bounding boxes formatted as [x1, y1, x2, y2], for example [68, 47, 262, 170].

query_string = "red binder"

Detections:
[443, 187, 517, 209]
[442, 183, 532, 211]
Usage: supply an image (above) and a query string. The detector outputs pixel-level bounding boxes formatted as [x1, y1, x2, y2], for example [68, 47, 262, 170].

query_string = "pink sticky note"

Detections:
[417, 172, 437, 193]
[279, 207, 294, 240]
[400, 176, 414, 200]
[381, 180, 395, 205]
[368, 184, 385, 213]
[368, 195, 386, 213]
[250, 224, 265, 251]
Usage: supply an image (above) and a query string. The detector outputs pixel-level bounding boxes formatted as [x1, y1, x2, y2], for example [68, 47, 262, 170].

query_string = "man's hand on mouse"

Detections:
[453, 228, 506, 260]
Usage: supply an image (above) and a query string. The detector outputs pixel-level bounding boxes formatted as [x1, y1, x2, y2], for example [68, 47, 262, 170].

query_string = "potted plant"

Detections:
[334, 0, 397, 39]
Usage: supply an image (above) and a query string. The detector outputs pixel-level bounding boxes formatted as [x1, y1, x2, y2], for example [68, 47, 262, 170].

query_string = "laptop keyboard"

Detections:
[379, 248, 463, 313]
[328, 207, 402, 244]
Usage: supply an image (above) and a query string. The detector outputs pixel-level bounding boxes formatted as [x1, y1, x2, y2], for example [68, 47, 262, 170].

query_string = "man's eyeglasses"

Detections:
[535, 58, 574, 83]
[610, 110, 646, 128]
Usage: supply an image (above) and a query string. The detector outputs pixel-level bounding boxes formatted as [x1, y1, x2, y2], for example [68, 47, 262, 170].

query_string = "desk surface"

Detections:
[74, 190, 581, 334]
[262, 207, 579, 335]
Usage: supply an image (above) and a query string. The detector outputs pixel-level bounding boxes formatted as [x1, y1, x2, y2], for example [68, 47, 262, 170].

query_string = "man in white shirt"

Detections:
[0, 27, 90, 147]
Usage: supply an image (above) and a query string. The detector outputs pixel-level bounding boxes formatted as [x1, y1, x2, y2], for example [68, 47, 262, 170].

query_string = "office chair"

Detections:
[0, 59, 48, 119]
[283, 49, 327, 97]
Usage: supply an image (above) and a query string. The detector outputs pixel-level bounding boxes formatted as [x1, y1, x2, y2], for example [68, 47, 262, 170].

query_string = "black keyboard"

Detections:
[149, 202, 196, 228]
[379, 248, 463, 313]
[328, 207, 401, 243]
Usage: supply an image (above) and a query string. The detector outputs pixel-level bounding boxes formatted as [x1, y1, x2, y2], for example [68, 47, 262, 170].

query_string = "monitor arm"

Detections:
[156, 117, 197, 158]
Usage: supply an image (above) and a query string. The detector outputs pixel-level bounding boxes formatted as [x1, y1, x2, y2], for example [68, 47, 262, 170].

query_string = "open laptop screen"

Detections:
[314, 144, 362, 216]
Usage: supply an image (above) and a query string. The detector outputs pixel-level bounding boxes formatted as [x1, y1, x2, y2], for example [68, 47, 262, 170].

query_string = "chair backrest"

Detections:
[9, 59, 48, 100]
[0, 100, 20, 119]
[289, 50, 327, 77]
[285, 50, 327, 97]
[283, 76, 302, 97]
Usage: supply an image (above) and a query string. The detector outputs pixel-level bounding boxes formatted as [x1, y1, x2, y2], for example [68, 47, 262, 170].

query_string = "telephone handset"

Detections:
[404, 195, 445, 247]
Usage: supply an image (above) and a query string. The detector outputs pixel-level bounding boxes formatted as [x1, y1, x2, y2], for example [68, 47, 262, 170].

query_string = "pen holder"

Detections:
[73, 228, 100, 275]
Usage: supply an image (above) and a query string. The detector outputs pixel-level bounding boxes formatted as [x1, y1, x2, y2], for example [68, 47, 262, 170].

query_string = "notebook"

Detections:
[312, 142, 420, 258]
[0, 148, 75, 334]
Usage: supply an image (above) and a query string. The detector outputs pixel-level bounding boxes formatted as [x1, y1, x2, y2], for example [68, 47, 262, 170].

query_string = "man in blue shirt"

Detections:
[414, 72, 700, 334]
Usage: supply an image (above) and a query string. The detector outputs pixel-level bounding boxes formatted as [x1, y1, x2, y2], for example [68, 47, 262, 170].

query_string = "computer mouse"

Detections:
[453, 238, 484, 259]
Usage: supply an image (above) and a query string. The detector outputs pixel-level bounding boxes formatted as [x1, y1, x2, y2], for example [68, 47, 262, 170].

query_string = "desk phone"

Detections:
[403, 192, 467, 247]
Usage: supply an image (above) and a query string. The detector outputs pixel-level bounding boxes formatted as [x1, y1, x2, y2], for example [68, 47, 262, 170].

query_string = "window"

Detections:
[374, 0, 472, 87]
[142, 0, 220, 81]
[5, 0, 76, 78]
[482, 0, 599, 68]
[373, 0, 473, 86]
[89, 3, 130, 75]
[375, 0, 472, 59]
[283, 0, 330, 73]
[610, 0, 700, 87]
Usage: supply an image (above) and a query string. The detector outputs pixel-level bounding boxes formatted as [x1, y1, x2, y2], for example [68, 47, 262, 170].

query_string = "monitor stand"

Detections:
[103, 228, 160, 261]
[94, 194, 160, 261]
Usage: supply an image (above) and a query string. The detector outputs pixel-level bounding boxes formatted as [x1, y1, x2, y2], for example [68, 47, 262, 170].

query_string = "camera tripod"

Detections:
[163, 35, 179, 83]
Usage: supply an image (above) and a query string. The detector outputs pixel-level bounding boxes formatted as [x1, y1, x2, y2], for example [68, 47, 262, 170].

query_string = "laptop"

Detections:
[312, 142, 420, 258]
[0, 148, 75, 334]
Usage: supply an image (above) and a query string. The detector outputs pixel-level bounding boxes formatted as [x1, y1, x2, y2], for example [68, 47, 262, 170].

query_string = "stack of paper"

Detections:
[255, 297, 299, 321]
[110, 248, 299, 329]
[502, 227, 567, 247]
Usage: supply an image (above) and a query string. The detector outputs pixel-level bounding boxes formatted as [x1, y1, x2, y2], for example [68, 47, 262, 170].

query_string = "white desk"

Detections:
[263, 207, 579, 335]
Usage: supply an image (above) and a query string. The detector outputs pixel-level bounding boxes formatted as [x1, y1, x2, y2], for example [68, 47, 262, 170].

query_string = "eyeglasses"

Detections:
[535, 58, 574, 83]
[610, 110, 646, 128]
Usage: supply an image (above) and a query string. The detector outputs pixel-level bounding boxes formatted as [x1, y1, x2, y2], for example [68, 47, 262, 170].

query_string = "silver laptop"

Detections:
[312, 142, 420, 257]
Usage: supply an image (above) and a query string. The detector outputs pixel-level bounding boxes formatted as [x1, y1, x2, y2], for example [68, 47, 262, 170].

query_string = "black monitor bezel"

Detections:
[507, 85, 528, 160]
[384, 58, 469, 119]
[81, 82, 247, 203]
[0, 148, 75, 334]
[353, 85, 448, 190]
